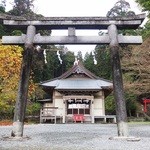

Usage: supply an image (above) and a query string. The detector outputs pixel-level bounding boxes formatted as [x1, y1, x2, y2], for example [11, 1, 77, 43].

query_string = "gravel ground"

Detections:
[0, 123, 150, 150]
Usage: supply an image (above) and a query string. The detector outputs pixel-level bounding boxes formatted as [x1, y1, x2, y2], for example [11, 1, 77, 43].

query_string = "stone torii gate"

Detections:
[1, 14, 145, 138]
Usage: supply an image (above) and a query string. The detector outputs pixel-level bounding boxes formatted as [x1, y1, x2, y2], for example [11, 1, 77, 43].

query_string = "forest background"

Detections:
[0, 0, 150, 121]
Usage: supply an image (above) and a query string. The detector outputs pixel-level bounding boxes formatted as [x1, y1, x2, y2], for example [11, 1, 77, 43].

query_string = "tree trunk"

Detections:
[11, 25, 36, 137]
[108, 24, 129, 137]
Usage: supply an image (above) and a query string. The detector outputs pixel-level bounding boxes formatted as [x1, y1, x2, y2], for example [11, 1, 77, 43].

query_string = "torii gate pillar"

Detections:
[108, 24, 128, 136]
[11, 25, 36, 137]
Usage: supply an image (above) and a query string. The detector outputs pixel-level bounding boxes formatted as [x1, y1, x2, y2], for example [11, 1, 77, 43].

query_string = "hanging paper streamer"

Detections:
[43, 49, 47, 64]
[92, 51, 97, 65]
[36, 45, 41, 52]
[74, 57, 79, 65]
[93, 56, 97, 65]
[57, 50, 63, 64]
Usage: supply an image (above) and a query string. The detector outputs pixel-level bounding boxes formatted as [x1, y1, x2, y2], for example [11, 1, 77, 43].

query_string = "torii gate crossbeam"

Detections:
[2, 35, 142, 45]
[2, 14, 144, 30]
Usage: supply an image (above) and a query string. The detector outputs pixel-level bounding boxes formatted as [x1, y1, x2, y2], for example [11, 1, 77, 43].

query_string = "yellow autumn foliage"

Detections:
[0, 45, 38, 118]
[0, 45, 22, 95]
[0, 45, 22, 117]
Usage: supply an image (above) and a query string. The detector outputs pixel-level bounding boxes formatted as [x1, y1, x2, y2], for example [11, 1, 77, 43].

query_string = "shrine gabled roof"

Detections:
[58, 62, 99, 79]
[40, 63, 113, 91]
[41, 79, 112, 90]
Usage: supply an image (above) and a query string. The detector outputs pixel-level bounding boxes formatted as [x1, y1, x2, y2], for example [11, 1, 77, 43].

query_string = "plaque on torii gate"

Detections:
[1, 13, 145, 139]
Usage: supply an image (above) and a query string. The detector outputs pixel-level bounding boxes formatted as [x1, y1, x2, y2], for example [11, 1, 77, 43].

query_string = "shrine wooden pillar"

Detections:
[11, 25, 36, 137]
[108, 24, 128, 137]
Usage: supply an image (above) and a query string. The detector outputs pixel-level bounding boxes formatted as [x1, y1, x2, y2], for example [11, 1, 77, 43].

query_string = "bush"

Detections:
[105, 94, 116, 115]
[26, 102, 41, 116]
[105, 92, 140, 117]
[0, 103, 14, 120]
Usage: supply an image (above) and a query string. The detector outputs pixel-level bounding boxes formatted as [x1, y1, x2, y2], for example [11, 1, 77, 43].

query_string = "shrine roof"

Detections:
[40, 63, 113, 91]
[41, 79, 112, 90]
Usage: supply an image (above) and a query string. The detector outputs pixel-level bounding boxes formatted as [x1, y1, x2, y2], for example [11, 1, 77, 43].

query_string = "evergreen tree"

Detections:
[140, 20, 150, 39]
[31, 49, 45, 83]
[41, 46, 59, 80]
[107, 0, 135, 18]
[76, 51, 83, 62]
[41, 45, 75, 81]
[62, 50, 75, 73]
[83, 47, 111, 80]
[83, 52, 96, 74]
[9, 0, 34, 16]
[136, 0, 150, 16]
[94, 45, 112, 80]
[0, 0, 6, 13]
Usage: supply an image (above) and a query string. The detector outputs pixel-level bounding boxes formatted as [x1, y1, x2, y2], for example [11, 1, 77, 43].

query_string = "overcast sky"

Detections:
[6, 0, 143, 56]
[33, 0, 141, 17]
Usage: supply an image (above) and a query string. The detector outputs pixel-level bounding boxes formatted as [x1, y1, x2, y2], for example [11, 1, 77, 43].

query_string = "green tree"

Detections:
[31, 49, 45, 83]
[105, 94, 116, 115]
[0, 0, 6, 13]
[140, 20, 150, 39]
[83, 46, 112, 80]
[136, 0, 150, 15]
[76, 51, 83, 62]
[41, 45, 75, 81]
[94, 45, 112, 80]
[42, 49, 58, 80]
[9, 0, 34, 16]
[61, 50, 75, 73]
[107, 0, 135, 18]
[125, 92, 139, 117]
[83, 52, 96, 74]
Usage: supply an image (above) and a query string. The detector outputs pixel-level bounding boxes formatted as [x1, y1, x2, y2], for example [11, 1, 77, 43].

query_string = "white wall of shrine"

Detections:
[54, 99, 64, 116]
[41, 90, 106, 123]
[93, 91, 105, 116]
[93, 98, 105, 116]
[53, 91, 64, 116]
[50, 90, 106, 117]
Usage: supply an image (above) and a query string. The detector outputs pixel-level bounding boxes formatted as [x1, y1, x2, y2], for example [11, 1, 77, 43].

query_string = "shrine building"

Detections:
[39, 62, 116, 123]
